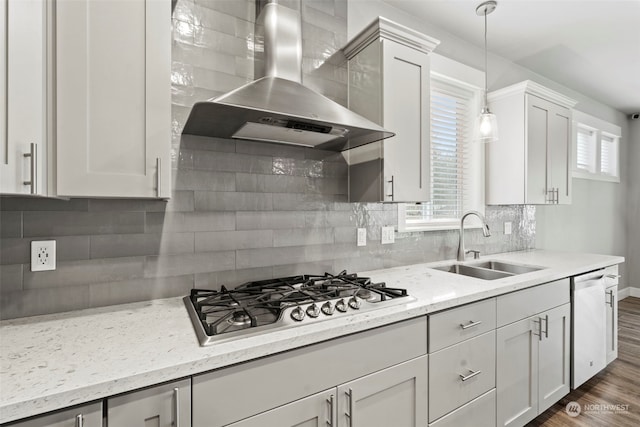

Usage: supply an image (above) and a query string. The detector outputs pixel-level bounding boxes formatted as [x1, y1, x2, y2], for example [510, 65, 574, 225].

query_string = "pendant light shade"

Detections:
[476, 1, 498, 143]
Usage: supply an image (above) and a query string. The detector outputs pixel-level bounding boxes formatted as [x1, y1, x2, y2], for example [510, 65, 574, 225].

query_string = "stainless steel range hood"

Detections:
[181, 2, 394, 151]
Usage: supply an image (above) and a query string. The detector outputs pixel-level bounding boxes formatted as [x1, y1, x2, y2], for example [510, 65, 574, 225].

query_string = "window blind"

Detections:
[405, 80, 473, 225]
[576, 126, 596, 173]
[600, 134, 617, 176]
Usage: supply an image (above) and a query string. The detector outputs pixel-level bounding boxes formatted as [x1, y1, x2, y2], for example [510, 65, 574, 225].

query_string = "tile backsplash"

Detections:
[0, 0, 535, 319]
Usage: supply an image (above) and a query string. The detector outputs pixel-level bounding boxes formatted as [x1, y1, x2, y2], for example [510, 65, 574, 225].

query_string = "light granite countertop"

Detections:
[0, 249, 624, 424]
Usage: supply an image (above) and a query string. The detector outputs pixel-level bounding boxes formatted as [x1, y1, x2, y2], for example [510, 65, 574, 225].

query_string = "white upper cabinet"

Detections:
[55, 0, 171, 198]
[344, 18, 439, 202]
[485, 81, 577, 205]
[1, 0, 48, 196]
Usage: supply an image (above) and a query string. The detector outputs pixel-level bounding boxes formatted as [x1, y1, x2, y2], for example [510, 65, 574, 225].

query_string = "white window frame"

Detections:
[398, 54, 485, 232]
[572, 110, 621, 183]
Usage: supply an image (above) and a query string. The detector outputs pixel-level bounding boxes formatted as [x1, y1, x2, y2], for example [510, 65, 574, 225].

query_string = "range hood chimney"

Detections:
[181, 2, 394, 151]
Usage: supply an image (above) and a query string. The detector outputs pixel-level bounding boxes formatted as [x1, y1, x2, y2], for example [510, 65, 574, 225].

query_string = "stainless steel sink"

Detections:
[471, 260, 543, 275]
[432, 260, 544, 280]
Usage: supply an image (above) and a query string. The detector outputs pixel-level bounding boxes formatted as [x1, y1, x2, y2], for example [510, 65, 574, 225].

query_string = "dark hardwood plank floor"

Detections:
[527, 296, 640, 427]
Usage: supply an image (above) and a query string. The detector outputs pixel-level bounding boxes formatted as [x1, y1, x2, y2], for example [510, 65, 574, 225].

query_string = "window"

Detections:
[399, 55, 484, 231]
[573, 110, 621, 183]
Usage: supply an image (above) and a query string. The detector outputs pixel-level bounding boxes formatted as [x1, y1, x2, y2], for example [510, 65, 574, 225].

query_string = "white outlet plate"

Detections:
[357, 228, 367, 247]
[381, 226, 395, 244]
[504, 221, 513, 235]
[31, 240, 56, 272]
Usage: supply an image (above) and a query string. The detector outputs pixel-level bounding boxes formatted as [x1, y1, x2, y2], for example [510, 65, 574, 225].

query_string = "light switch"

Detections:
[357, 228, 367, 247]
[504, 222, 512, 235]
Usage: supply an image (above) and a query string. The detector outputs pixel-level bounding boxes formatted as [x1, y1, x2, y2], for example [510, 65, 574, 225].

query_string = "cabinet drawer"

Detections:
[428, 331, 496, 422]
[604, 264, 620, 287]
[429, 298, 496, 352]
[429, 389, 496, 427]
[4, 401, 102, 427]
[497, 279, 569, 327]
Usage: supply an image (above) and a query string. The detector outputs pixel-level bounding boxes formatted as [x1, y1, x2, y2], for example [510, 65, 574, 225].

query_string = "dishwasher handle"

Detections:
[572, 269, 606, 290]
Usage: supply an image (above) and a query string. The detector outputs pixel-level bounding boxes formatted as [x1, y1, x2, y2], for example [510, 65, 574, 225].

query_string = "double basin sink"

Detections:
[432, 260, 544, 280]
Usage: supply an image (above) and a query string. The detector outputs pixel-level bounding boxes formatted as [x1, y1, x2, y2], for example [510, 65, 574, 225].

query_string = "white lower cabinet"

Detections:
[496, 303, 570, 427]
[107, 379, 191, 427]
[227, 356, 428, 427]
[3, 402, 102, 427]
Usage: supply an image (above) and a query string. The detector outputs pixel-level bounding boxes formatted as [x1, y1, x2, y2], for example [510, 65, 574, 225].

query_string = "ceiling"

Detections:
[383, 0, 640, 115]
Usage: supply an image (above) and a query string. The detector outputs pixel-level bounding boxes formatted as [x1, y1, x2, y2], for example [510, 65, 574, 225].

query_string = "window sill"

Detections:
[573, 170, 620, 183]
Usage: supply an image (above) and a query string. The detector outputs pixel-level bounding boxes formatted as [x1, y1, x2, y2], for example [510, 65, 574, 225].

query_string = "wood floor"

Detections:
[527, 297, 640, 427]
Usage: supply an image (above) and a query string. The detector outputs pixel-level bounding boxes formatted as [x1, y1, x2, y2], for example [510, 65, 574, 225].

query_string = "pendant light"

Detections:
[475, 0, 498, 143]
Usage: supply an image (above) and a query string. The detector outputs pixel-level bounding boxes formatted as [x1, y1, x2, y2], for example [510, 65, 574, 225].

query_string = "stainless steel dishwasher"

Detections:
[571, 269, 606, 389]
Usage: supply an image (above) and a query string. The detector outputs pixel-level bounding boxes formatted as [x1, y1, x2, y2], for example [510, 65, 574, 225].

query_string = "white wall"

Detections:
[348, 0, 631, 288]
[626, 118, 640, 289]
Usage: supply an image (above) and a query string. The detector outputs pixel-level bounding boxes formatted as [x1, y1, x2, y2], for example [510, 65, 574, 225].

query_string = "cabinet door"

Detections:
[226, 389, 334, 427]
[547, 103, 571, 204]
[107, 379, 191, 427]
[55, 0, 170, 198]
[496, 316, 539, 427]
[606, 285, 618, 364]
[4, 402, 102, 427]
[381, 39, 430, 202]
[337, 355, 428, 427]
[538, 303, 570, 414]
[1, 0, 47, 195]
[526, 94, 552, 205]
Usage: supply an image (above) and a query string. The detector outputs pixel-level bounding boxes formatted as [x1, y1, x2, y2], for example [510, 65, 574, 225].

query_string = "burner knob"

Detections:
[306, 304, 320, 318]
[335, 299, 348, 313]
[348, 297, 361, 310]
[290, 306, 305, 322]
[321, 302, 335, 316]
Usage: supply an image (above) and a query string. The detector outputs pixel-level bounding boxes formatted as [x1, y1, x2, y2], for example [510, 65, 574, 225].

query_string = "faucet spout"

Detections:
[457, 210, 491, 261]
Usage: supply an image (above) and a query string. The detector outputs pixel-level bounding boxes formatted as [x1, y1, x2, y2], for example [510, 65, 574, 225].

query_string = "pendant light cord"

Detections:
[484, 10, 488, 108]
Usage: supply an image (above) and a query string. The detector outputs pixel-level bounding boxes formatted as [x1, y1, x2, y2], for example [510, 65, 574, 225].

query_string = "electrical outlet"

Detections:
[381, 226, 395, 244]
[357, 228, 367, 247]
[31, 240, 56, 272]
[504, 221, 512, 235]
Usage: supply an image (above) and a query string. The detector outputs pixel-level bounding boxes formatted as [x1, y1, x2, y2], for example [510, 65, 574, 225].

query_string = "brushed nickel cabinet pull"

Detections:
[386, 176, 394, 201]
[460, 320, 483, 330]
[23, 143, 37, 194]
[326, 394, 334, 426]
[345, 388, 354, 426]
[173, 387, 180, 427]
[75, 414, 83, 427]
[156, 157, 162, 198]
[544, 314, 549, 338]
[606, 274, 621, 280]
[459, 369, 482, 381]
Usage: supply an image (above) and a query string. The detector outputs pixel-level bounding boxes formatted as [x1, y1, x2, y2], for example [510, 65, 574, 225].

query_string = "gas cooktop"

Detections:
[184, 271, 414, 346]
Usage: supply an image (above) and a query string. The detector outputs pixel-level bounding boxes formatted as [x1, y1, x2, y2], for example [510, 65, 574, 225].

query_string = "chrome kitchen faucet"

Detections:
[457, 211, 491, 261]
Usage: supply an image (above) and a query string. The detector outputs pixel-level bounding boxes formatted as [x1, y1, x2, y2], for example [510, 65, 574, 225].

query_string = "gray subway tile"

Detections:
[23, 257, 145, 290]
[236, 246, 308, 269]
[0, 285, 90, 320]
[305, 211, 355, 228]
[146, 211, 235, 233]
[145, 251, 236, 277]
[165, 191, 196, 212]
[179, 135, 236, 153]
[195, 230, 273, 252]
[273, 261, 335, 278]
[271, 193, 336, 211]
[175, 169, 236, 191]
[0, 264, 23, 293]
[193, 151, 273, 174]
[333, 256, 384, 274]
[236, 140, 305, 159]
[91, 233, 194, 259]
[197, 0, 255, 22]
[194, 191, 273, 211]
[0, 211, 21, 237]
[88, 275, 194, 308]
[23, 211, 145, 237]
[0, 238, 28, 265]
[273, 228, 334, 247]
[0, 197, 89, 211]
[236, 211, 306, 230]
[333, 226, 357, 244]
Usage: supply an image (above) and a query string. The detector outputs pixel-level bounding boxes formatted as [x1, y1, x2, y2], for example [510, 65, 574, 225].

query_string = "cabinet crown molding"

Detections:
[488, 80, 578, 109]
[343, 16, 440, 59]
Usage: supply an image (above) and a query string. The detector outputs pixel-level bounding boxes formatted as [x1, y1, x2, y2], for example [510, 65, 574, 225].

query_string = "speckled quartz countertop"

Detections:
[0, 249, 624, 424]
